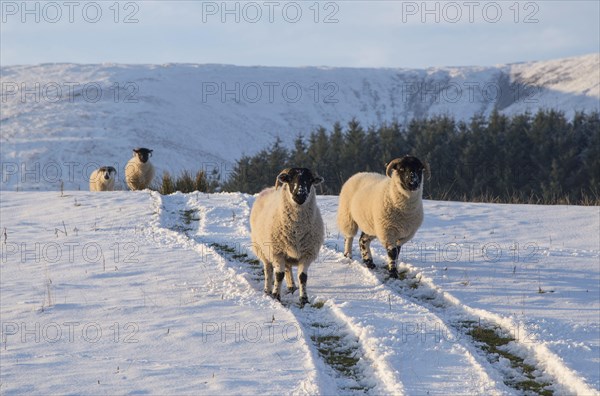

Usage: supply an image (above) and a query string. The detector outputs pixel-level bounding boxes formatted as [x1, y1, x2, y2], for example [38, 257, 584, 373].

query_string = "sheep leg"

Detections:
[343, 237, 354, 259]
[263, 261, 274, 294]
[272, 261, 286, 301]
[298, 263, 309, 307]
[339, 210, 357, 258]
[359, 232, 376, 269]
[285, 264, 297, 294]
[386, 246, 400, 278]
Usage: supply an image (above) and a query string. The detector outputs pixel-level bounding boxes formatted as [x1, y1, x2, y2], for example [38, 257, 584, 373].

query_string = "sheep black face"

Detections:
[99, 166, 116, 180]
[386, 156, 426, 192]
[133, 148, 153, 163]
[276, 168, 324, 205]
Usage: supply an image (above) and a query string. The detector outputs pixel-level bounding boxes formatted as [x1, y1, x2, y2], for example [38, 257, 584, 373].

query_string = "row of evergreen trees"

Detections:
[222, 110, 600, 204]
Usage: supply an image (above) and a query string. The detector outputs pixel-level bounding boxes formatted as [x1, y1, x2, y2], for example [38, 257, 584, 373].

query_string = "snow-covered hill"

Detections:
[1, 54, 599, 191]
[1, 191, 598, 394]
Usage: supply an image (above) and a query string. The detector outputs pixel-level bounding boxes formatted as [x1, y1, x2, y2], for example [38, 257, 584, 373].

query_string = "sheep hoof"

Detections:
[287, 286, 298, 295]
[388, 268, 399, 279]
[272, 292, 281, 301]
[364, 259, 376, 269]
[299, 296, 309, 307]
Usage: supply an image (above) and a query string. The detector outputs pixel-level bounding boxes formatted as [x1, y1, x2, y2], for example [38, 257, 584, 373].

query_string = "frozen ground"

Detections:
[1, 191, 598, 395]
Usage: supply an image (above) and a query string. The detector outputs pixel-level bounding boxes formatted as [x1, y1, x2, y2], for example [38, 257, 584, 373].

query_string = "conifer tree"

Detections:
[222, 110, 598, 204]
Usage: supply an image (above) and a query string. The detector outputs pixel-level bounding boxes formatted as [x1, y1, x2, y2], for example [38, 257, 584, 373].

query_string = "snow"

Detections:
[1, 191, 598, 395]
[1, 53, 599, 191]
[1, 53, 599, 393]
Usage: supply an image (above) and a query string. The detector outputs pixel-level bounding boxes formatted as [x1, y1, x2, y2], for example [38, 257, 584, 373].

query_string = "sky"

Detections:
[1, 1, 599, 68]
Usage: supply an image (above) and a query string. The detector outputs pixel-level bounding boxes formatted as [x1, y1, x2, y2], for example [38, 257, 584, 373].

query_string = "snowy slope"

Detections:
[1, 54, 599, 191]
[1, 191, 598, 395]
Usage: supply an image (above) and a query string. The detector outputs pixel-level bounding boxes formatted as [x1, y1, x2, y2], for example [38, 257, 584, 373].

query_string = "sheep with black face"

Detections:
[125, 148, 155, 191]
[250, 168, 324, 306]
[89, 166, 117, 191]
[337, 156, 427, 278]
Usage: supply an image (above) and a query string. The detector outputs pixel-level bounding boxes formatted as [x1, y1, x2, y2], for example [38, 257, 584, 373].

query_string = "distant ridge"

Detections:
[1, 53, 598, 190]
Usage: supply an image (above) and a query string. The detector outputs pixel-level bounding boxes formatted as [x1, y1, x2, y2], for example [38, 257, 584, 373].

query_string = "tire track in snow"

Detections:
[147, 192, 258, 306]
[325, 242, 598, 396]
[179, 192, 405, 395]
[183, 193, 513, 395]
[153, 192, 597, 395]
[209, 240, 388, 395]
[146, 192, 329, 395]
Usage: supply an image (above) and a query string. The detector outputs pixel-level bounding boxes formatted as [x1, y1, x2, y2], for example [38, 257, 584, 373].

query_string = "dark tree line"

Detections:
[223, 110, 600, 205]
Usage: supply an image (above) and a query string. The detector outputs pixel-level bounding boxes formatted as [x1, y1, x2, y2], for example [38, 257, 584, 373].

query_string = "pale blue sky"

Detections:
[1, 1, 598, 68]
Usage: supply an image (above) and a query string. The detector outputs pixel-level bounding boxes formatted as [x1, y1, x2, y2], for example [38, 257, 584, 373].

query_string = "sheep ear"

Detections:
[275, 173, 290, 190]
[424, 161, 431, 180]
[385, 159, 401, 177]
[313, 176, 324, 186]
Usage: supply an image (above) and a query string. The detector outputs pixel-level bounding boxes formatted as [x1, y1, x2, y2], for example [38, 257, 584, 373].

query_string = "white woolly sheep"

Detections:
[337, 156, 427, 278]
[250, 168, 324, 306]
[89, 166, 116, 191]
[125, 148, 155, 191]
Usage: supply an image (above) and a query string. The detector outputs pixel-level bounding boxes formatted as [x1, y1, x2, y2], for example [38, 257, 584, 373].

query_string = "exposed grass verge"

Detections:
[460, 321, 553, 395]
[166, 208, 200, 233]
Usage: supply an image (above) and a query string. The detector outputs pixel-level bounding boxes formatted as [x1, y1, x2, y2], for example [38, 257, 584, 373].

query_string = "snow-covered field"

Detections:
[1, 53, 599, 191]
[1, 191, 598, 395]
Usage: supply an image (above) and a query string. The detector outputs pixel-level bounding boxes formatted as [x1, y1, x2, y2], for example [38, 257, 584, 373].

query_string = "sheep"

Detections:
[337, 156, 427, 278]
[125, 148, 155, 191]
[89, 166, 117, 191]
[250, 168, 324, 306]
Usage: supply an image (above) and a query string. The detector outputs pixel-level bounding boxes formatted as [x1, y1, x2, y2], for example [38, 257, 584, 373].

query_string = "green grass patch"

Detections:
[209, 243, 236, 254]
[209, 243, 263, 281]
[167, 209, 200, 233]
[463, 322, 553, 395]
[309, 329, 370, 393]
[212, 244, 259, 266]
[307, 314, 371, 393]
[180, 209, 200, 225]
[312, 333, 361, 378]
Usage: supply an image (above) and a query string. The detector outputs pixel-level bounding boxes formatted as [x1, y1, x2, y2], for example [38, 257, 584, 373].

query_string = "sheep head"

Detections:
[276, 168, 324, 205]
[133, 148, 153, 163]
[98, 166, 116, 180]
[386, 156, 427, 192]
